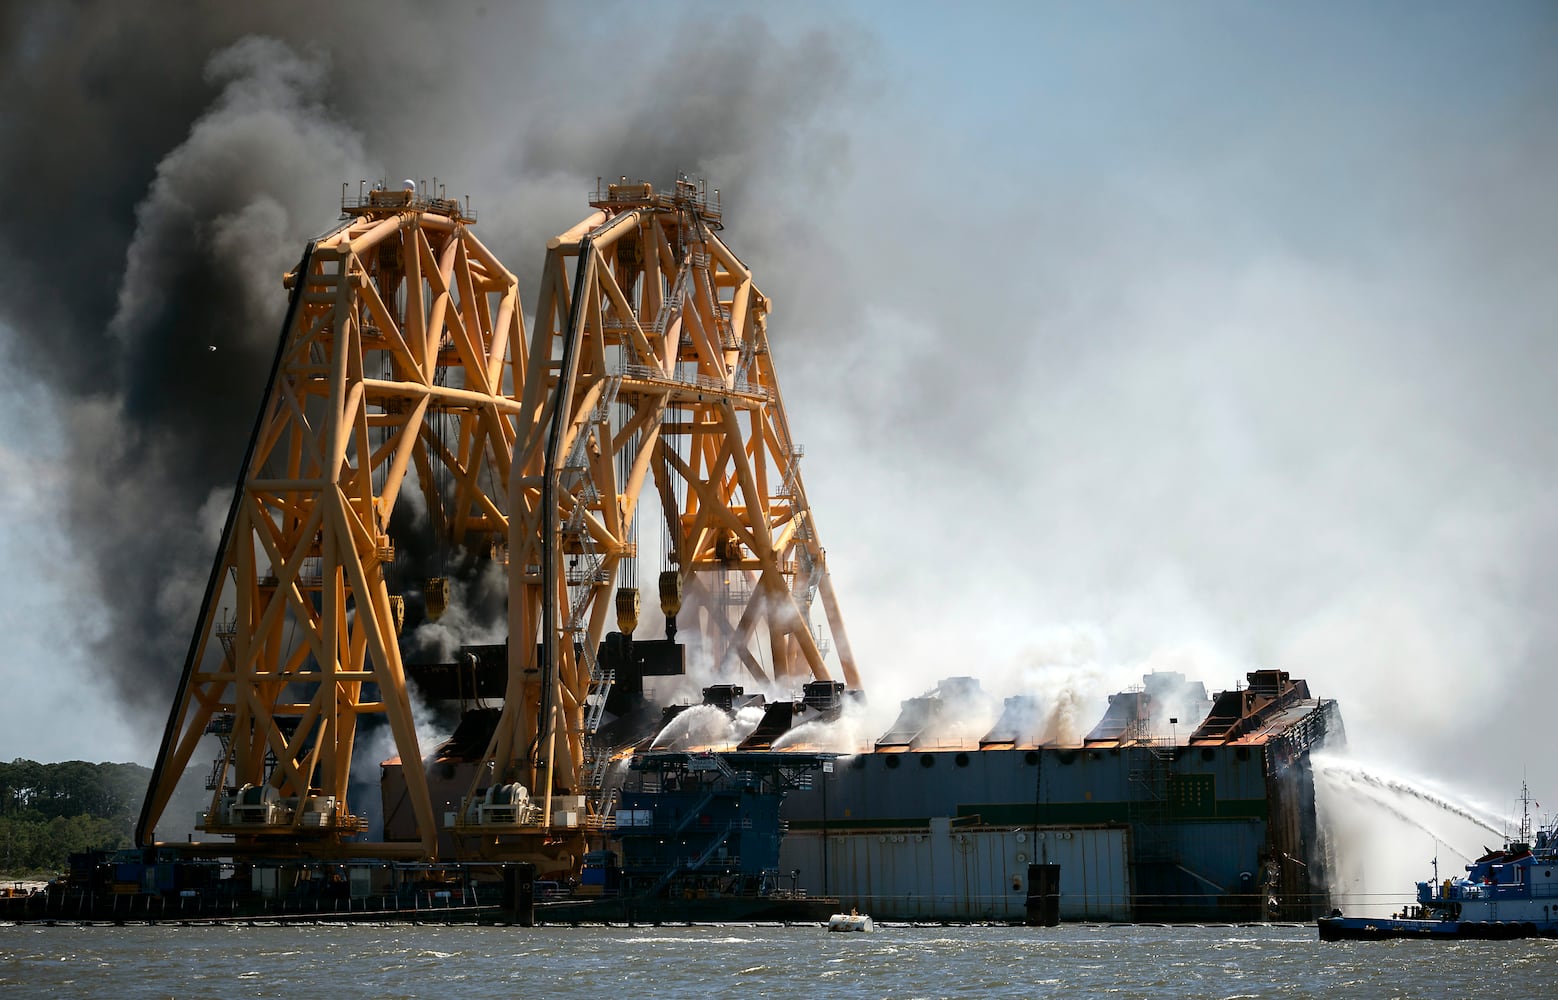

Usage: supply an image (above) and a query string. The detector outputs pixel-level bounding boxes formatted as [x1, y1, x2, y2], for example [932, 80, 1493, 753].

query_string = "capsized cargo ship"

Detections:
[382, 650, 1342, 922]
[777, 668, 1342, 922]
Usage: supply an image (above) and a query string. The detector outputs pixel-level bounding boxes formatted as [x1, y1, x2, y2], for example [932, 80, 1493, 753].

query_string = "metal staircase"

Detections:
[1127, 736, 1175, 863]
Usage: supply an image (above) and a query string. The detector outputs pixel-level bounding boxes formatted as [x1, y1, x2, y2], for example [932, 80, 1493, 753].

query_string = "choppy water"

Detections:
[1, 922, 1551, 998]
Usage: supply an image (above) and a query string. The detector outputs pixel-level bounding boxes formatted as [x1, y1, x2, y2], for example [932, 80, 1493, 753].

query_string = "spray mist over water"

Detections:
[1340, 795, 1476, 866]
[1313, 753, 1515, 917]
[1317, 755, 1507, 837]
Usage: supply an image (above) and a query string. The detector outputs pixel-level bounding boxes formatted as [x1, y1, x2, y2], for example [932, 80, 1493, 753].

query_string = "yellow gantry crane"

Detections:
[137, 178, 857, 870]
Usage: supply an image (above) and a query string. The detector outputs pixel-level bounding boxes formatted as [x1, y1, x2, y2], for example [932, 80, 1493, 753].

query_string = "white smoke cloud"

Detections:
[348, 684, 454, 840]
[406, 554, 510, 663]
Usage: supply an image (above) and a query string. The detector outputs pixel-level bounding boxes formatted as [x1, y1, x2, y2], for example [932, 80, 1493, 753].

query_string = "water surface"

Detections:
[1, 922, 1547, 998]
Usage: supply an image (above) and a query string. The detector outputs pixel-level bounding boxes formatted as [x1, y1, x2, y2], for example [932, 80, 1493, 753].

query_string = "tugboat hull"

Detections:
[1318, 916, 1558, 941]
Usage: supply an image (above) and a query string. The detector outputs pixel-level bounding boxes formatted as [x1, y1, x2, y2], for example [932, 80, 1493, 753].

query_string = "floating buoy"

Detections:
[827, 910, 874, 932]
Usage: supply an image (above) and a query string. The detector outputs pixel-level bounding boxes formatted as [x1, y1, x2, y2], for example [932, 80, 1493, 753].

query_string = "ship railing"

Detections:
[1264, 702, 1332, 777]
[341, 184, 476, 223]
[583, 811, 613, 831]
[642, 859, 685, 900]
[614, 361, 773, 402]
[615, 813, 755, 834]
[635, 833, 739, 900]
[669, 854, 741, 872]
[588, 180, 721, 220]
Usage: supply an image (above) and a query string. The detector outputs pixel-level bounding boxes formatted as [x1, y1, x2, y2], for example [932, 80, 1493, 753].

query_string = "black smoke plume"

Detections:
[0, 0, 862, 734]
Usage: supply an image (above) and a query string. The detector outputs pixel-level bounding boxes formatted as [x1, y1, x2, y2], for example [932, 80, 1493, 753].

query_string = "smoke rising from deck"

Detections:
[403, 553, 511, 665]
[348, 683, 455, 842]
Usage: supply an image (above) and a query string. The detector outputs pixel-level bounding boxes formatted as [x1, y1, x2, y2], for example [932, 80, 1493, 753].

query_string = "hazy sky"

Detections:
[0, 1, 1554, 832]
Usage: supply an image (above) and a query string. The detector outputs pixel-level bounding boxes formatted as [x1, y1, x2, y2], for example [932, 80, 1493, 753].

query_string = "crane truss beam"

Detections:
[138, 199, 525, 857]
[486, 179, 859, 819]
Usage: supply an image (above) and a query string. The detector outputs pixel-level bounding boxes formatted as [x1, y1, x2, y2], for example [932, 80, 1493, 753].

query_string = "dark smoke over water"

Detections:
[0, 0, 862, 725]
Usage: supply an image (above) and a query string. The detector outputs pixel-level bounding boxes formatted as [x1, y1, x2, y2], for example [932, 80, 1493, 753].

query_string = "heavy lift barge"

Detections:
[9, 180, 1342, 923]
[10, 664, 1341, 924]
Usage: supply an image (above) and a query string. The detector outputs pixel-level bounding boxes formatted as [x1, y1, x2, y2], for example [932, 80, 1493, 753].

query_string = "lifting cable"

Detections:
[532, 233, 594, 766]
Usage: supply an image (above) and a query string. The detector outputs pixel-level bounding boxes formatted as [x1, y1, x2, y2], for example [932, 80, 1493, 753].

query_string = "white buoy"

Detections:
[827, 911, 874, 932]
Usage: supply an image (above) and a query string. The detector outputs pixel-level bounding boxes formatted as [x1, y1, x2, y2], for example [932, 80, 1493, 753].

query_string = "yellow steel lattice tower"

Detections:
[138, 185, 525, 858]
[483, 177, 860, 817]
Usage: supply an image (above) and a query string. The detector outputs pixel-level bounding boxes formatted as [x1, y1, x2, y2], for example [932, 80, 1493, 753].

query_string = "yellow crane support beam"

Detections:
[485, 176, 859, 824]
[138, 177, 859, 871]
[138, 187, 526, 859]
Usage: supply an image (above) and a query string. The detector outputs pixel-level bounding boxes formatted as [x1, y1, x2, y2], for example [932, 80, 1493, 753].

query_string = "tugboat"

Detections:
[1319, 782, 1558, 940]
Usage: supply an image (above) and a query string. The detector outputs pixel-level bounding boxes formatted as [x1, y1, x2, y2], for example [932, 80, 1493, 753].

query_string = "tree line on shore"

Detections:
[0, 759, 147, 876]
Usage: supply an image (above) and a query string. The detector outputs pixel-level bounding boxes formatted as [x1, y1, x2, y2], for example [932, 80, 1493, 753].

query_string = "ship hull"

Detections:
[778, 699, 1341, 923]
